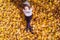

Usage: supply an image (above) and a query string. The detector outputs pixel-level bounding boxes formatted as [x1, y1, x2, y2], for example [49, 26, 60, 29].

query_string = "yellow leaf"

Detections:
[0, 0, 2, 3]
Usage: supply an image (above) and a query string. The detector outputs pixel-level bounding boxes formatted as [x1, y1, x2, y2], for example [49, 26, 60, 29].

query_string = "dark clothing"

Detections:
[25, 15, 33, 33]
[25, 15, 32, 28]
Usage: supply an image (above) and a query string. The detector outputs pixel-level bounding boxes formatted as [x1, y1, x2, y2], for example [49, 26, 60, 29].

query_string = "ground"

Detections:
[0, 0, 60, 40]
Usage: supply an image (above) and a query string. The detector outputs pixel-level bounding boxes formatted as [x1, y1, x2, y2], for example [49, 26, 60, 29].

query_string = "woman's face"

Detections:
[24, 6, 29, 10]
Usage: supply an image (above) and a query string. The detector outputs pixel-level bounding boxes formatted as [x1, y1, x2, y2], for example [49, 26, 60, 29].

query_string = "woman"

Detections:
[23, 1, 34, 34]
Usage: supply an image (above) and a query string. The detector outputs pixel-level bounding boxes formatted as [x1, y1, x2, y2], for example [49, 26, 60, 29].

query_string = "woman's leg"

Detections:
[25, 15, 33, 31]
[27, 15, 32, 28]
[28, 16, 33, 34]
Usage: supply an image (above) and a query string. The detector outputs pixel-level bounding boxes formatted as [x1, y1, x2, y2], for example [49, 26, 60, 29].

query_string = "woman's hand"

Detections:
[32, 6, 34, 10]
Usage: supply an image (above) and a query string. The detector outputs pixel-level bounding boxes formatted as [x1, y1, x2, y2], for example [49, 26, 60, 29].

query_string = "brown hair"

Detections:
[23, 4, 31, 9]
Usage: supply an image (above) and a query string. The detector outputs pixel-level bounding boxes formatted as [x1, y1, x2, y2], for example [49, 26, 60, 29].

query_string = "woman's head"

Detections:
[23, 4, 30, 10]
[23, 1, 31, 10]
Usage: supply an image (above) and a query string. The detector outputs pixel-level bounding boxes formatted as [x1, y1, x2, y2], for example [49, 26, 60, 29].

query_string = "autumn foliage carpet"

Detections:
[0, 0, 60, 40]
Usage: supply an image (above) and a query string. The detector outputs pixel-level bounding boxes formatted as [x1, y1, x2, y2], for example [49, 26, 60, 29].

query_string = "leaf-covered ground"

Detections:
[0, 0, 60, 40]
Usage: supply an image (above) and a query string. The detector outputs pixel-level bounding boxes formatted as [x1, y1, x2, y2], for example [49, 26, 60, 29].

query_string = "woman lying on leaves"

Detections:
[23, 1, 34, 34]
